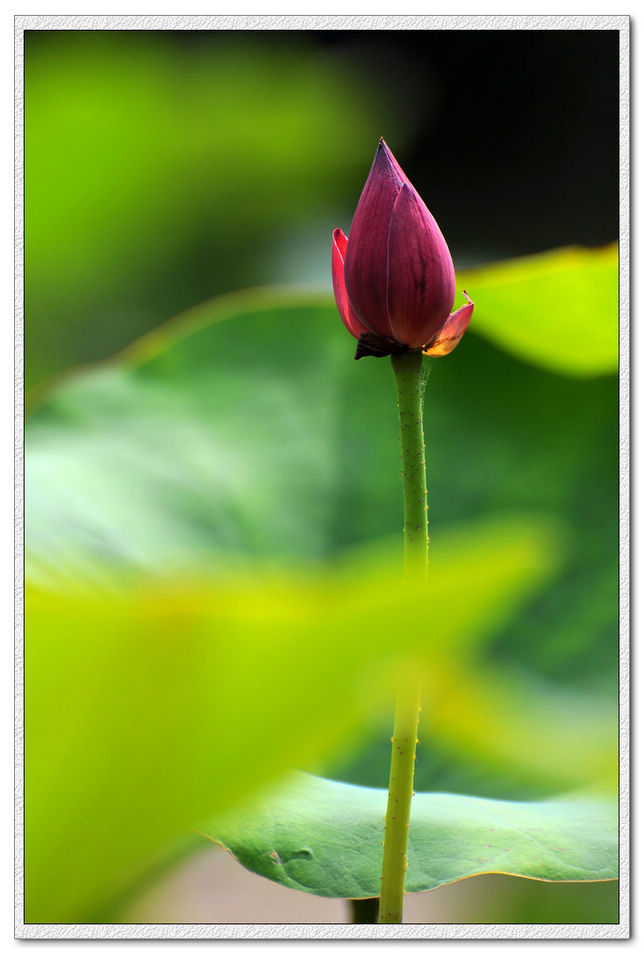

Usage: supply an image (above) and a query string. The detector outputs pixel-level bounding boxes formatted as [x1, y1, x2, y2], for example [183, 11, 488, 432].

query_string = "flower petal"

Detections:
[423, 292, 474, 357]
[386, 182, 456, 347]
[344, 141, 404, 338]
[332, 228, 366, 340]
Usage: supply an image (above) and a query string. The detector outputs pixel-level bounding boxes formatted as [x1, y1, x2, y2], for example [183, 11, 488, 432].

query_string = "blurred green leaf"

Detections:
[24, 32, 396, 387]
[27, 284, 617, 685]
[206, 773, 617, 899]
[427, 874, 618, 925]
[419, 665, 616, 794]
[27, 292, 353, 586]
[25, 283, 618, 922]
[25, 514, 559, 923]
[457, 245, 618, 376]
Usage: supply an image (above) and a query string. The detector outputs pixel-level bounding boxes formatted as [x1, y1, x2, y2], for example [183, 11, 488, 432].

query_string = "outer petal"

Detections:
[332, 229, 366, 340]
[423, 292, 474, 357]
[385, 182, 456, 347]
[344, 141, 403, 337]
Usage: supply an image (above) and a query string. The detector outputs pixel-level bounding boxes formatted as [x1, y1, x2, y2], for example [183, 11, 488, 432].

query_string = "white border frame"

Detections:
[14, 13, 630, 942]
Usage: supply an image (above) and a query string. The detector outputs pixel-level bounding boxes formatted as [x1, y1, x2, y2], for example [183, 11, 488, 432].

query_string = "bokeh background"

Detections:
[25, 28, 618, 390]
[24, 27, 620, 927]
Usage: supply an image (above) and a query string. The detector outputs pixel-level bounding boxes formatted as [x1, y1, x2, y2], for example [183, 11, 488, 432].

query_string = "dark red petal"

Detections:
[333, 225, 348, 260]
[332, 228, 366, 340]
[423, 292, 474, 357]
[385, 183, 456, 347]
[344, 142, 402, 338]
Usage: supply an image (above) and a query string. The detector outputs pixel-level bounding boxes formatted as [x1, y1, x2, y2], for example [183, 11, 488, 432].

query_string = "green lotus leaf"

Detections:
[206, 772, 617, 899]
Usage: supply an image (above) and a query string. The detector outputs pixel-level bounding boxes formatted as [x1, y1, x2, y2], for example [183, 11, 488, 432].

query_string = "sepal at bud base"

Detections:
[423, 292, 474, 358]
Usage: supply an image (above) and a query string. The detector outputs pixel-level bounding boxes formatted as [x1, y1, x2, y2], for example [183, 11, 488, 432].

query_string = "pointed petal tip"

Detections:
[374, 139, 390, 161]
[372, 138, 406, 185]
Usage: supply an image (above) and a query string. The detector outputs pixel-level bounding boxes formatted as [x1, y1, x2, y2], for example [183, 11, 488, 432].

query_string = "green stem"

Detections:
[378, 351, 428, 925]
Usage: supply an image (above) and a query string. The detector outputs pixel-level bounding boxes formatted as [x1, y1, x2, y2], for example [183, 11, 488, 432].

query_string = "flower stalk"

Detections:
[330, 137, 473, 925]
[378, 350, 428, 924]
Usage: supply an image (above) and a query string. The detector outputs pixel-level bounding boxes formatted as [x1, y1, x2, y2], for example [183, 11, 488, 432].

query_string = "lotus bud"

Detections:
[332, 139, 473, 360]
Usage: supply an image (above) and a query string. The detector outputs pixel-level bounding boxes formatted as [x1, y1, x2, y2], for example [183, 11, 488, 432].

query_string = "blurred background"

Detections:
[25, 28, 618, 391]
[24, 27, 620, 927]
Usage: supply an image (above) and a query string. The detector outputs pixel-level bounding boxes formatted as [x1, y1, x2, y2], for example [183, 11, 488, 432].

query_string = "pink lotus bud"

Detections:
[332, 139, 473, 360]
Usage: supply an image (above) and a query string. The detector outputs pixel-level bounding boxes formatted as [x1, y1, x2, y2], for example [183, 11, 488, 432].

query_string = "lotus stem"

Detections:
[378, 350, 428, 924]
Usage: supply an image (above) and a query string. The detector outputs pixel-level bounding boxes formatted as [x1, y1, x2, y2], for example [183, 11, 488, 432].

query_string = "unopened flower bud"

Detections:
[332, 139, 473, 360]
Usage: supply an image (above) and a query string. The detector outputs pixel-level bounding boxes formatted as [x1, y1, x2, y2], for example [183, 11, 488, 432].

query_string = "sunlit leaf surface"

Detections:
[457, 245, 618, 376]
[206, 773, 617, 899]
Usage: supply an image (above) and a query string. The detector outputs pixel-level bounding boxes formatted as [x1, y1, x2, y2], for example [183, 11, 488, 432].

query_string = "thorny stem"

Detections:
[378, 351, 428, 924]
